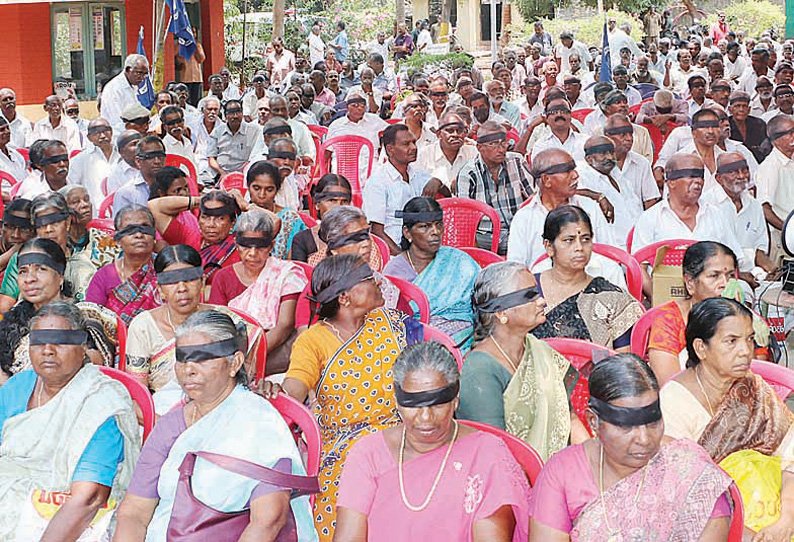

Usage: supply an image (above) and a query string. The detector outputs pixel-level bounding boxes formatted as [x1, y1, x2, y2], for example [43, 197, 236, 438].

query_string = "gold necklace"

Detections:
[35, 378, 45, 409]
[398, 420, 459, 512]
[599, 443, 647, 539]
[405, 250, 417, 273]
[190, 401, 201, 426]
[322, 319, 345, 342]
[694, 366, 715, 416]
[489, 334, 519, 372]
[164, 306, 176, 332]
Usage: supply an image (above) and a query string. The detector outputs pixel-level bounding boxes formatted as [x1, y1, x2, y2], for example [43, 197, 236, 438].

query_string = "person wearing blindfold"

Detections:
[290, 174, 352, 263]
[16, 139, 71, 200]
[104, 129, 143, 197]
[604, 114, 661, 209]
[68, 118, 118, 210]
[752, 76, 776, 117]
[0, 116, 26, 187]
[758, 114, 794, 252]
[28, 95, 81, 154]
[729, 90, 772, 163]
[334, 341, 531, 542]
[113, 136, 167, 216]
[531, 97, 587, 163]
[158, 106, 196, 170]
[209, 209, 307, 374]
[656, 108, 724, 192]
[0, 301, 139, 540]
[115, 309, 316, 542]
[762, 85, 794, 121]
[458, 260, 590, 458]
[265, 138, 305, 212]
[416, 113, 477, 195]
[659, 298, 794, 540]
[636, 88, 688, 129]
[530, 353, 735, 541]
[60, 184, 119, 267]
[0, 199, 34, 282]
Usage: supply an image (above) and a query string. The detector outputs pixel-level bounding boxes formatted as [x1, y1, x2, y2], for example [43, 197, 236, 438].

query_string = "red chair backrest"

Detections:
[629, 304, 666, 359]
[386, 275, 431, 323]
[632, 239, 698, 267]
[116, 314, 127, 369]
[226, 307, 269, 382]
[628, 102, 642, 117]
[727, 482, 744, 542]
[438, 197, 501, 254]
[750, 359, 794, 402]
[532, 244, 644, 302]
[645, 121, 677, 164]
[308, 124, 328, 141]
[571, 108, 594, 122]
[371, 234, 391, 269]
[69, 149, 81, 159]
[98, 193, 115, 219]
[318, 135, 374, 208]
[422, 323, 463, 370]
[459, 420, 544, 485]
[165, 154, 200, 197]
[87, 218, 116, 237]
[459, 247, 504, 267]
[0, 170, 19, 188]
[294, 262, 315, 328]
[626, 227, 635, 252]
[16, 148, 29, 165]
[219, 172, 246, 194]
[506, 128, 520, 146]
[99, 366, 155, 443]
[385, 118, 403, 125]
[298, 212, 317, 228]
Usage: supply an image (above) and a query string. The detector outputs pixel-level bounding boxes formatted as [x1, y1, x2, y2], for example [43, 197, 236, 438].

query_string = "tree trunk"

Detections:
[500, 0, 511, 47]
[396, 0, 405, 26]
[441, 0, 451, 25]
[273, 0, 285, 38]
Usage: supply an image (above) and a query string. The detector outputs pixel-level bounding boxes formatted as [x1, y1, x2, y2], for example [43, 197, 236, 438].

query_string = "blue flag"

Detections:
[166, 0, 196, 60]
[136, 26, 155, 109]
[600, 20, 612, 83]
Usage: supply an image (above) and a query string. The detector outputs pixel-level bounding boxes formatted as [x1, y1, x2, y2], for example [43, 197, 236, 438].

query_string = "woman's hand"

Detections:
[228, 189, 250, 213]
[751, 517, 794, 542]
[256, 379, 283, 399]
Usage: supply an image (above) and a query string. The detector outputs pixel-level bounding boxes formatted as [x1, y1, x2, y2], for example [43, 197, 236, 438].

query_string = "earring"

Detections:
[499, 316, 508, 324]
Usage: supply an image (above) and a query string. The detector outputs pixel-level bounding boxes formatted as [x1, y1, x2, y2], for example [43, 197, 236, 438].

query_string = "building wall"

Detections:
[0, 3, 54, 106]
[200, 0, 226, 80]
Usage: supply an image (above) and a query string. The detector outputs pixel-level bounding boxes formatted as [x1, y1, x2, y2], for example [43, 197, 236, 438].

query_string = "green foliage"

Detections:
[399, 52, 474, 79]
[702, 0, 784, 38]
[509, 9, 643, 46]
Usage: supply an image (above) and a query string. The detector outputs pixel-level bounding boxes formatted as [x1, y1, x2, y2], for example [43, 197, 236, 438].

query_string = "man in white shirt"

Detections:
[531, 98, 587, 162]
[416, 112, 477, 193]
[100, 54, 149, 135]
[160, 106, 196, 168]
[738, 48, 774, 95]
[612, 65, 643, 106]
[751, 77, 775, 117]
[763, 84, 794, 122]
[18, 140, 71, 199]
[605, 114, 660, 208]
[266, 38, 295, 89]
[0, 88, 32, 149]
[0, 117, 26, 189]
[757, 114, 794, 259]
[190, 97, 221, 186]
[64, 98, 89, 145]
[562, 74, 590, 111]
[515, 76, 543, 124]
[326, 89, 388, 181]
[363, 124, 433, 253]
[307, 24, 326, 69]
[263, 95, 316, 167]
[28, 95, 81, 152]
[219, 67, 241, 101]
[106, 130, 142, 196]
[555, 31, 592, 74]
[366, 31, 390, 61]
[68, 119, 118, 211]
[686, 74, 717, 117]
[608, 20, 642, 69]
[664, 50, 704, 97]
[724, 42, 747, 84]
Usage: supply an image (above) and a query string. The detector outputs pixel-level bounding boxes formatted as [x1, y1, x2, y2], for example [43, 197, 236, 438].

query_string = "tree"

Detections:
[396, 0, 405, 25]
[273, 0, 285, 38]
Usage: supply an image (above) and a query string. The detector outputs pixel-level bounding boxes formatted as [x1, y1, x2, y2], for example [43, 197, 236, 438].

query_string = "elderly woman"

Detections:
[85, 204, 159, 325]
[290, 173, 352, 263]
[114, 310, 317, 541]
[0, 192, 97, 305]
[60, 184, 118, 269]
[148, 165, 199, 234]
[661, 297, 794, 540]
[334, 341, 531, 541]
[246, 160, 306, 259]
[383, 197, 479, 346]
[125, 245, 261, 411]
[529, 353, 735, 540]
[457, 261, 588, 460]
[209, 209, 307, 374]
[0, 301, 139, 540]
[531, 206, 643, 351]
[148, 190, 241, 284]
[276, 254, 421, 540]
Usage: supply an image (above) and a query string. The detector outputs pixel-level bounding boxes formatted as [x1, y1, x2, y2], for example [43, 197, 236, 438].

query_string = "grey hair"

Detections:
[175, 310, 249, 387]
[199, 96, 221, 111]
[58, 184, 88, 200]
[393, 342, 460, 387]
[767, 113, 793, 137]
[30, 301, 88, 339]
[114, 204, 155, 230]
[472, 261, 527, 341]
[124, 54, 150, 70]
[318, 205, 367, 245]
[31, 191, 69, 218]
[237, 208, 277, 239]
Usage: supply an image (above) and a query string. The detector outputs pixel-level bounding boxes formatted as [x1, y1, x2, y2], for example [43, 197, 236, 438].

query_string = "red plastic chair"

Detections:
[165, 154, 200, 196]
[571, 108, 594, 122]
[98, 193, 115, 219]
[0, 171, 19, 189]
[227, 307, 269, 382]
[506, 128, 520, 147]
[459, 420, 544, 485]
[100, 177, 109, 197]
[632, 238, 698, 268]
[292, 261, 314, 281]
[438, 198, 501, 254]
[295, 283, 316, 328]
[727, 482, 744, 542]
[629, 304, 664, 359]
[307, 124, 328, 141]
[626, 227, 634, 252]
[459, 247, 504, 267]
[99, 366, 155, 443]
[116, 315, 128, 371]
[16, 148, 29, 165]
[318, 135, 374, 208]
[371, 234, 391, 269]
[69, 149, 81, 159]
[87, 218, 115, 237]
[422, 323, 464, 370]
[628, 102, 643, 117]
[386, 275, 431, 324]
[751, 359, 794, 402]
[533, 243, 644, 302]
[385, 118, 404, 125]
[219, 172, 246, 193]
[298, 212, 317, 228]
[645, 121, 677, 164]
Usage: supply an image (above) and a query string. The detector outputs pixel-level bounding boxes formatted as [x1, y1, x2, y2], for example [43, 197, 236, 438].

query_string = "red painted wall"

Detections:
[0, 3, 54, 106]
[201, 0, 226, 81]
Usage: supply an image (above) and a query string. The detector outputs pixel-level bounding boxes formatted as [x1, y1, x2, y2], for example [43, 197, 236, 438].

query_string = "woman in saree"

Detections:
[209, 208, 308, 374]
[125, 244, 261, 413]
[149, 165, 199, 235]
[0, 301, 139, 541]
[290, 173, 352, 263]
[382, 196, 479, 347]
[246, 160, 306, 260]
[114, 309, 317, 542]
[333, 341, 531, 542]
[457, 261, 588, 460]
[85, 204, 159, 325]
[531, 205, 643, 352]
[147, 189, 241, 284]
[268, 253, 421, 541]
[530, 353, 735, 541]
[59, 184, 119, 269]
[660, 297, 794, 541]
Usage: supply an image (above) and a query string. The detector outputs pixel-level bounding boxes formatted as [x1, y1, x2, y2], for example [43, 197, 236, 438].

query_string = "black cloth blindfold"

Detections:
[268, 151, 297, 160]
[655, 106, 673, 114]
[137, 150, 167, 160]
[589, 396, 662, 427]
[327, 227, 370, 251]
[770, 127, 794, 141]
[346, 96, 367, 105]
[157, 266, 203, 285]
[200, 202, 237, 217]
[438, 121, 466, 132]
[33, 210, 70, 228]
[711, 84, 731, 92]
[313, 190, 351, 203]
[308, 264, 373, 304]
[692, 120, 720, 129]
[235, 233, 272, 248]
[476, 287, 540, 313]
[603, 94, 627, 106]
[86, 125, 112, 135]
[585, 143, 615, 156]
[29, 329, 88, 346]
[262, 125, 292, 136]
[730, 96, 751, 104]
[2, 213, 33, 230]
[395, 381, 460, 408]
[535, 161, 576, 178]
[716, 159, 749, 174]
[40, 154, 69, 166]
[176, 337, 239, 363]
[666, 168, 705, 180]
[477, 132, 507, 144]
[117, 132, 143, 149]
[604, 125, 633, 135]
[394, 210, 444, 223]
[114, 224, 156, 241]
[18, 252, 65, 275]
[545, 106, 571, 115]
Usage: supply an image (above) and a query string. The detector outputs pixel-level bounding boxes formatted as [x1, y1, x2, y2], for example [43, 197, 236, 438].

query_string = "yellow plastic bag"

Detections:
[720, 450, 782, 532]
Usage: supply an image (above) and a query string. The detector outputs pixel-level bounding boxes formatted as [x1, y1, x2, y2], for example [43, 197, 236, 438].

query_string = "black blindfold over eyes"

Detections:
[156, 266, 203, 285]
[268, 151, 297, 160]
[307, 264, 373, 304]
[545, 106, 571, 115]
[476, 287, 540, 313]
[29, 329, 88, 346]
[18, 252, 65, 275]
[326, 227, 370, 251]
[137, 150, 166, 160]
[114, 224, 156, 241]
[438, 122, 466, 132]
[235, 233, 273, 248]
[33, 210, 70, 228]
[604, 125, 633, 135]
[262, 126, 292, 136]
[692, 120, 720, 129]
[716, 159, 749, 174]
[711, 85, 731, 92]
[666, 168, 705, 180]
[585, 144, 615, 156]
[477, 132, 507, 144]
[730, 96, 751, 104]
[3, 213, 33, 230]
[395, 381, 460, 407]
[535, 161, 577, 178]
[313, 190, 351, 203]
[87, 125, 112, 135]
[176, 337, 240, 363]
[200, 202, 237, 217]
[770, 127, 794, 141]
[588, 396, 662, 427]
[394, 210, 444, 223]
[40, 154, 69, 166]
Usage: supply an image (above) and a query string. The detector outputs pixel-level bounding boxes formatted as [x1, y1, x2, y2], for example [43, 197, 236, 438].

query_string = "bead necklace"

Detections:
[489, 334, 518, 372]
[599, 443, 647, 539]
[398, 420, 459, 512]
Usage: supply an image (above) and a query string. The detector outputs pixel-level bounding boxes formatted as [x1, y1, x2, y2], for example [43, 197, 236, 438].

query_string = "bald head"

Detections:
[533, 149, 579, 197]
[666, 153, 704, 173]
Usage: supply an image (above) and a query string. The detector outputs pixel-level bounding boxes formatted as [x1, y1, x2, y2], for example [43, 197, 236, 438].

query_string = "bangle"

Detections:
[597, 194, 606, 203]
[187, 195, 192, 210]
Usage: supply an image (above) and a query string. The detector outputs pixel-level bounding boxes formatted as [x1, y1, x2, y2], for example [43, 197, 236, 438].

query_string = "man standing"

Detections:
[328, 21, 349, 63]
[207, 100, 259, 182]
[555, 31, 592, 74]
[367, 31, 389, 60]
[392, 23, 414, 62]
[101, 54, 150, 135]
[528, 22, 553, 56]
[642, 7, 662, 46]
[177, 26, 206, 106]
[69, 119, 118, 210]
[308, 24, 326, 68]
[266, 38, 296, 89]
[113, 136, 166, 214]
[710, 11, 730, 44]
[416, 112, 478, 194]
[28, 95, 81, 152]
[608, 20, 642, 68]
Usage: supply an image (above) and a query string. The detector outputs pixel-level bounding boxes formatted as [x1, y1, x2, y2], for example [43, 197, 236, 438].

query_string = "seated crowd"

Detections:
[3, 17, 794, 541]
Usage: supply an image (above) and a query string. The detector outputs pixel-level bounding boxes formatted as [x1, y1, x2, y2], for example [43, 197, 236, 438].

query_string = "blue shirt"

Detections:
[113, 173, 150, 216]
[0, 370, 124, 487]
[331, 30, 349, 62]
